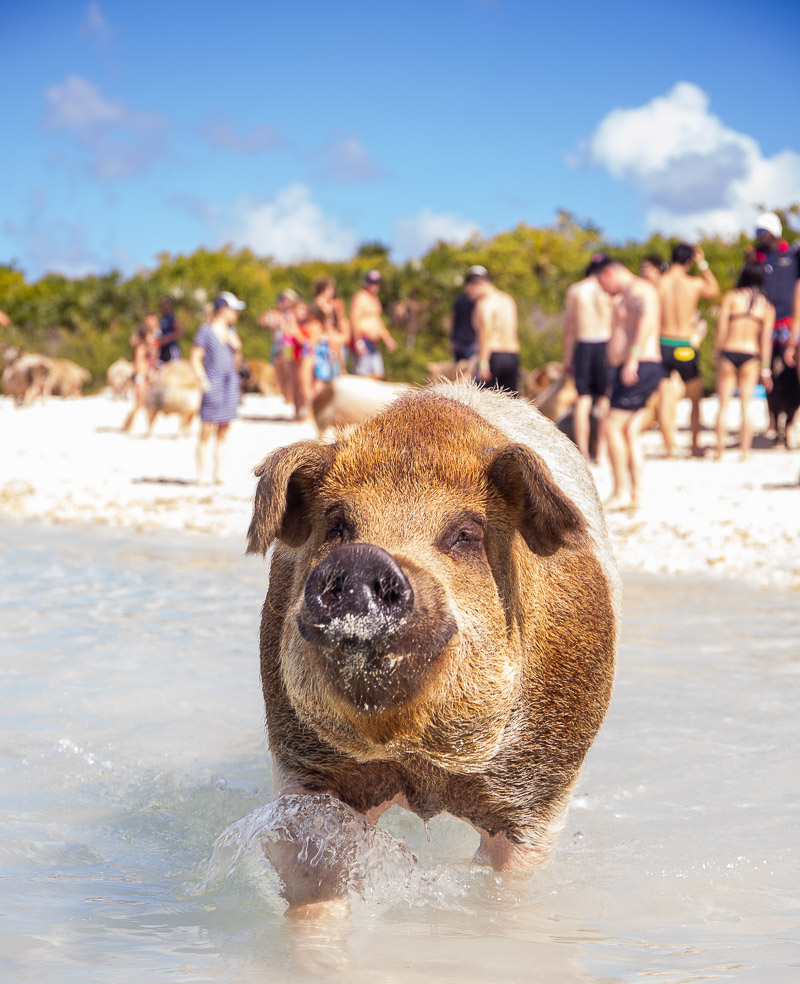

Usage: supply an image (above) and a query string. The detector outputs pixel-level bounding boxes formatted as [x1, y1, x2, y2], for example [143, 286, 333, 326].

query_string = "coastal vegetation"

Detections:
[1, 208, 796, 393]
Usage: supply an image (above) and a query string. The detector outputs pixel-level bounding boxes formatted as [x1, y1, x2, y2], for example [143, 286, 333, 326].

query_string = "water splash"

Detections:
[202, 793, 475, 909]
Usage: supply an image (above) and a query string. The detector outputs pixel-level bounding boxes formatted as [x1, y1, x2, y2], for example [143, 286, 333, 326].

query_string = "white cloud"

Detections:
[199, 115, 282, 155]
[225, 184, 357, 262]
[585, 81, 800, 237]
[315, 133, 384, 184]
[393, 208, 479, 260]
[79, 2, 110, 47]
[45, 74, 121, 130]
[4, 195, 96, 279]
[43, 75, 166, 179]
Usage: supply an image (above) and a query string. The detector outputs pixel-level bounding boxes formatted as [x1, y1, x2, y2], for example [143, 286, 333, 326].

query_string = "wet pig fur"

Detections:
[247, 381, 620, 906]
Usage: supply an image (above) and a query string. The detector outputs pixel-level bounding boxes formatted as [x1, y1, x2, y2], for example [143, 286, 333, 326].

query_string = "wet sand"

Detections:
[1, 390, 799, 587]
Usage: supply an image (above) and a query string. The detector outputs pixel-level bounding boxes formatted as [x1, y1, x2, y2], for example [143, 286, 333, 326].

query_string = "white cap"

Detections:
[755, 212, 782, 239]
[214, 290, 246, 311]
[465, 265, 489, 280]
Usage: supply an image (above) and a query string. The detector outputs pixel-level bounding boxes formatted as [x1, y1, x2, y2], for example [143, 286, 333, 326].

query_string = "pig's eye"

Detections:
[441, 515, 486, 556]
[325, 514, 353, 543]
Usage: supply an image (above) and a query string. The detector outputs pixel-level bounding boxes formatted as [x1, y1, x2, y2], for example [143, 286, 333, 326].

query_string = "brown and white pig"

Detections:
[311, 374, 412, 437]
[247, 380, 620, 908]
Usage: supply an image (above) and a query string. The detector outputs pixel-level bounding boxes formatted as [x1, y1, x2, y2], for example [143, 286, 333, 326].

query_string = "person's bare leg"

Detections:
[573, 394, 593, 460]
[657, 374, 679, 458]
[594, 395, 611, 465]
[627, 408, 652, 508]
[213, 422, 230, 484]
[715, 360, 736, 460]
[604, 409, 631, 510]
[687, 377, 704, 456]
[197, 422, 213, 484]
[737, 361, 760, 459]
[122, 384, 144, 432]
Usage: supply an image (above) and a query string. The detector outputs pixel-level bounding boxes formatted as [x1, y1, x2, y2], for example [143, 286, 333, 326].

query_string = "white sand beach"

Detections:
[1, 389, 799, 589]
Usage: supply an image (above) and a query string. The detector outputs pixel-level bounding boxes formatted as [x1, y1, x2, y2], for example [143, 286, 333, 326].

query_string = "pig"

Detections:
[766, 365, 800, 449]
[1, 347, 52, 405]
[240, 358, 278, 396]
[43, 358, 91, 397]
[247, 379, 620, 909]
[106, 358, 134, 399]
[142, 359, 201, 435]
[311, 374, 412, 437]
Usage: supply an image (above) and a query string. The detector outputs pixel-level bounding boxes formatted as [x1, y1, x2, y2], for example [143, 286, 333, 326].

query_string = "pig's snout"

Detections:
[303, 543, 413, 644]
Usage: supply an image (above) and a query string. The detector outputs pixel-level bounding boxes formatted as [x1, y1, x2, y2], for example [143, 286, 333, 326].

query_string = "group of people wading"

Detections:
[260, 269, 397, 421]
[562, 211, 800, 511]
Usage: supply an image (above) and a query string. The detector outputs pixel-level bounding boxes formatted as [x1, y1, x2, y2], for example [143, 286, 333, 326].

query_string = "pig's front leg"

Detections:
[261, 782, 416, 914]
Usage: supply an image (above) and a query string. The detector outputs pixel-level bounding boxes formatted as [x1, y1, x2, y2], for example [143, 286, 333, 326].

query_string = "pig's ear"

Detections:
[247, 441, 336, 554]
[487, 444, 587, 556]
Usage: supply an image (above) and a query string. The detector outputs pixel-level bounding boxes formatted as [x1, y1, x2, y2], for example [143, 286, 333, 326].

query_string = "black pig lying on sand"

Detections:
[247, 380, 620, 909]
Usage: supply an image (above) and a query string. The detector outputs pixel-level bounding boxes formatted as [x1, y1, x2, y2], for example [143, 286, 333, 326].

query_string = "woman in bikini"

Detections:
[714, 262, 775, 459]
[122, 314, 158, 433]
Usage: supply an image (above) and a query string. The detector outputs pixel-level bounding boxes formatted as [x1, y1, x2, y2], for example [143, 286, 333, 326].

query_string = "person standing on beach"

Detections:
[596, 258, 663, 511]
[748, 213, 799, 372]
[467, 266, 520, 395]
[713, 263, 774, 459]
[156, 298, 184, 363]
[260, 289, 299, 407]
[563, 253, 615, 460]
[122, 314, 158, 433]
[657, 243, 719, 457]
[350, 270, 397, 378]
[451, 285, 477, 363]
[314, 277, 350, 375]
[190, 291, 245, 485]
[639, 254, 665, 286]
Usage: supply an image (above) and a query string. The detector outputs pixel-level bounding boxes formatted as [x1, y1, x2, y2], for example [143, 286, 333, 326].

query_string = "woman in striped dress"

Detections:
[190, 291, 245, 484]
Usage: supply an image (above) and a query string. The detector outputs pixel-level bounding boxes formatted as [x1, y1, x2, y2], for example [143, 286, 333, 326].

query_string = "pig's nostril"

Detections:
[373, 576, 401, 606]
[321, 571, 349, 606]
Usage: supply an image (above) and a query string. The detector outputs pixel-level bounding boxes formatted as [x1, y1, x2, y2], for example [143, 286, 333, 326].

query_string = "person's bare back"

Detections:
[475, 286, 519, 355]
[608, 277, 661, 368]
[565, 277, 613, 345]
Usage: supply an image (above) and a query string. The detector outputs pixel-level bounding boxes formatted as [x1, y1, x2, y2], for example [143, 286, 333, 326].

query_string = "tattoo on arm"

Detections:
[627, 294, 645, 320]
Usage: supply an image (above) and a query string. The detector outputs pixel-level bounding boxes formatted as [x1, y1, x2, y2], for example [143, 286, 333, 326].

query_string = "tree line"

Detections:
[1, 208, 797, 393]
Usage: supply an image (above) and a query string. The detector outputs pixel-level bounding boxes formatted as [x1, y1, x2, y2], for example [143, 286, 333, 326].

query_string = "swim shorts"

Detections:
[574, 340, 614, 398]
[660, 338, 700, 383]
[353, 338, 385, 377]
[610, 361, 665, 412]
[487, 351, 519, 395]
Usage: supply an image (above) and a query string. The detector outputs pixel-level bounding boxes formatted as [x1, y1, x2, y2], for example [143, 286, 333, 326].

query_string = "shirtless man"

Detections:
[563, 253, 615, 460]
[639, 254, 665, 286]
[350, 269, 397, 378]
[467, 266, 520, 394]
[596, 258, 664, 511]
[654, 244, 719, 456]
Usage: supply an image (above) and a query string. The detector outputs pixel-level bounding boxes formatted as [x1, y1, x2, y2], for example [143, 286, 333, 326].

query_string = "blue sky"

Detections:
[2, 0, 799, 280]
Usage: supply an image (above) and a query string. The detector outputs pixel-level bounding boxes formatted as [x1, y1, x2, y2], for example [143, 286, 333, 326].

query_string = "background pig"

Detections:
[311, 374, 412, 437]
[42, 358, 91, 397]
[247, 380, 620, 909]
[106, 358, 134, 399]
[143, 359, 201, 434]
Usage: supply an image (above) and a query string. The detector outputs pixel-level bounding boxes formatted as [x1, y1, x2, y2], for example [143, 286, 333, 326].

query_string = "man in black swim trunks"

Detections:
[563, 254, 615, 460]
[657, 243, 719, 457]
[595, 257, 664, 511]
[468, 267, 520, 395]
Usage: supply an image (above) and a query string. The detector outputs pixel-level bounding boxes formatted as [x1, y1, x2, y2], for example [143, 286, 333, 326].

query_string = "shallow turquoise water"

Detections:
[0, 522, 797, 982]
